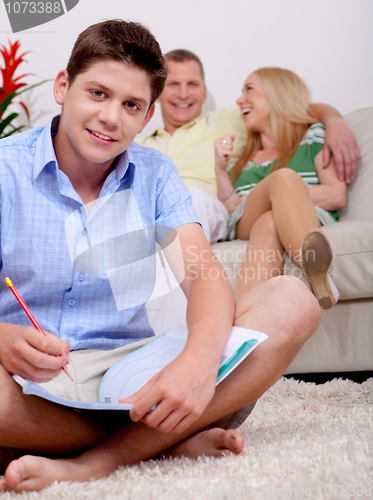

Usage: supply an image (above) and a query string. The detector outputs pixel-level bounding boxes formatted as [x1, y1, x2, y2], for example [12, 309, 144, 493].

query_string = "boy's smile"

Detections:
[53, 60, 154, 181]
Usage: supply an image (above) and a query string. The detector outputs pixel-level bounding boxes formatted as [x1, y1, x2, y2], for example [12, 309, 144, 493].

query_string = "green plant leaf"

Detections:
[0, 112, 19, 136]
[0, 81, 52, 116]
[0, 91, 17, 116]
[15, 79, 53, 97]
[1, 125, 25, 138]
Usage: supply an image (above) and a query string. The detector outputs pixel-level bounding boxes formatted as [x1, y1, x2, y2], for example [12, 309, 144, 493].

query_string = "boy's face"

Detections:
[54, 60, 154, 170]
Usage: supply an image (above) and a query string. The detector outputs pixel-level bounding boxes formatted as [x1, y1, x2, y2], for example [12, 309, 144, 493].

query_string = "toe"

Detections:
[222, 429, 244, 454]
[4, 460, 22, 489]
[4, 456, 45, 492]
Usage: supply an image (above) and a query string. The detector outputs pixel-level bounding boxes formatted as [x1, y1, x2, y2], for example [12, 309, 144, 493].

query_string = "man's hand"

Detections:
[0, 323, 70, 382]
[322, 116, 360, 184]
[120, 351, 217, 434]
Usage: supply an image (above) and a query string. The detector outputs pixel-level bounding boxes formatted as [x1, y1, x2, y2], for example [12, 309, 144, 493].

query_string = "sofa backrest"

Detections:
[340, 107, 373, 221]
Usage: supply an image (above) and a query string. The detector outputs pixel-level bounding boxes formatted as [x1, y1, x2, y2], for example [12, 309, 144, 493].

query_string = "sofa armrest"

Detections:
[293, 217, 373, 300]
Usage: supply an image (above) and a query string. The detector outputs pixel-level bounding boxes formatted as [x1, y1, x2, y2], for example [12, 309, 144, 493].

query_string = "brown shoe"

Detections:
[301, 229, 339, 310]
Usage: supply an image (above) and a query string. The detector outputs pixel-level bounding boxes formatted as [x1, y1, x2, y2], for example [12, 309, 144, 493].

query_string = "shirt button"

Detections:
[78, 274, 85, 281]
[68, 299, 75, 306]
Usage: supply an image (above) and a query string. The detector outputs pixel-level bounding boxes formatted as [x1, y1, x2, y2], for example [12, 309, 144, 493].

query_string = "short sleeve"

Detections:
[305, 122, 325, 159]
[154, 159, 200, 243]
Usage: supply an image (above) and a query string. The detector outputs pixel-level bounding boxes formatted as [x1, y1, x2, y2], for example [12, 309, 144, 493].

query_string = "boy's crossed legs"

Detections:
[0, 277, 321, 492]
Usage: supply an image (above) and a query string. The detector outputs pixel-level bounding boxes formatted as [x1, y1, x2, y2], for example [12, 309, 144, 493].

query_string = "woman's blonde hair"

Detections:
[229, 67, 318, 183]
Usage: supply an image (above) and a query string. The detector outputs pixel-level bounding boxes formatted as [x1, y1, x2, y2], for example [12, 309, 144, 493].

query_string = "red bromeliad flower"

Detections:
[0, 39, 32, 120]
[0, 40, 49, 138]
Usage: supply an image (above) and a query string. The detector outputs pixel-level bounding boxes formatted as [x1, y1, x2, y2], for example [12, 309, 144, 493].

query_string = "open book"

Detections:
[14, 326, 268, 412]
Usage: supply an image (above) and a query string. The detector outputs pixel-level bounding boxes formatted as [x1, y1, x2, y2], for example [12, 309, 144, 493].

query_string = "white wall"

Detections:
[1, 0, 372, 136]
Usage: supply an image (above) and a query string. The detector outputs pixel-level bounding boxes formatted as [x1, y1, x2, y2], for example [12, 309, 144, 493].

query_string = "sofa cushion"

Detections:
[340, 107, 373, 221]
[212, 240, 248, 288]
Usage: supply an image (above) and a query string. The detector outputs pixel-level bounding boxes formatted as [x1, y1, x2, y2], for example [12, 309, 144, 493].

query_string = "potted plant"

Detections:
[0, 40, 50, 139]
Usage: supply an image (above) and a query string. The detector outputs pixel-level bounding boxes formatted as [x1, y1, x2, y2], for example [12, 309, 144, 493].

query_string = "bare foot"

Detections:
[0, 454, 104, 493]
[0, 429, 244, 492]
[163, 427, 244, 459]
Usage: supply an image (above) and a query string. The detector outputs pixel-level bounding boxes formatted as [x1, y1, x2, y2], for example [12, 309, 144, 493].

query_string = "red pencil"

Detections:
[4, 277, 73, 381]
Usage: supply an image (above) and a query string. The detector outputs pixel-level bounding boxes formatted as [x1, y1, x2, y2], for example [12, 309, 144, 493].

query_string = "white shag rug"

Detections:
[1, 377, 372, 500]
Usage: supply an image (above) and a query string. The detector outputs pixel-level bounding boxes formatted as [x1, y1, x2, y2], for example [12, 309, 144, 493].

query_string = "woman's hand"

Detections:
[214, 135, 241, 214]
[214, 135, 235, 172]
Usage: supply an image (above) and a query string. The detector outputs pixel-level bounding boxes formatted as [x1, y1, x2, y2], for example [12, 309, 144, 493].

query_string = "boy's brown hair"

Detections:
[66, 19, 168, 105]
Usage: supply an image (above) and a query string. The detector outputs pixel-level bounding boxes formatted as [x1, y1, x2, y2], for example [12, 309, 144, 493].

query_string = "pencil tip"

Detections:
[63, 366, 74, 381]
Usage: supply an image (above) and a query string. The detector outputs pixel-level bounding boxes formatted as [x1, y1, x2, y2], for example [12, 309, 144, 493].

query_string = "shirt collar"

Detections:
[33, 115, 134, 184]
[33, 116, 59, 180]
[114, 148, 131, 182]
[151, 115, 201, 136]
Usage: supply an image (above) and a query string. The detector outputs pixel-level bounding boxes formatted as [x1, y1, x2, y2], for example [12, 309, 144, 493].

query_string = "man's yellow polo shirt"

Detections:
[137, 107, 247, 196]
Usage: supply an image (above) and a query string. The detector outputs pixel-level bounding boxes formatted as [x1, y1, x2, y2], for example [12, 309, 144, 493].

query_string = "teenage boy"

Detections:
[139, 50, 360, 242]
[0, 20, 321, 492]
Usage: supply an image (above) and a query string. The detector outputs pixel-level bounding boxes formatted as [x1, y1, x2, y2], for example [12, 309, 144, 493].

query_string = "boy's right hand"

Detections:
[0, 323, 70, 383]
[214, 135, 235, 172]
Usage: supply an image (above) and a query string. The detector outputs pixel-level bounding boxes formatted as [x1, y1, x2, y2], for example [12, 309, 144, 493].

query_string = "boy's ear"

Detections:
[53, 70, 70, 105]
[138, 103, 156, 134]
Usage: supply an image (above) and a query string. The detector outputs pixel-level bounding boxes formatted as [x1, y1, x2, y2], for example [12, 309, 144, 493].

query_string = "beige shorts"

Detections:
[40, 337, 154, 403]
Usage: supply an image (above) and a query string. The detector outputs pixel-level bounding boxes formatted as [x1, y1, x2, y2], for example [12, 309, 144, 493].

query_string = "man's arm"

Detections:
[309, 103, 360, 184]
[309, 151, 347, 211]
[122, 223, 235, 434]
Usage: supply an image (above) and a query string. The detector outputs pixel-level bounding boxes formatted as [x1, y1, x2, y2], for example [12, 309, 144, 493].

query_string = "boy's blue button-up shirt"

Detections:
[0, 117, 199, 350]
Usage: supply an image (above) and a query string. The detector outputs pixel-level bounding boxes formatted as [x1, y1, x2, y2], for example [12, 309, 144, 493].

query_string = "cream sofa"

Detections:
[211, 107, 373, 374]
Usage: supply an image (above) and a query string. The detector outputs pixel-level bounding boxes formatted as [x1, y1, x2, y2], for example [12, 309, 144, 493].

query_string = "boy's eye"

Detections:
[92, 90, 105, 98]
[126, 102, 139, 111]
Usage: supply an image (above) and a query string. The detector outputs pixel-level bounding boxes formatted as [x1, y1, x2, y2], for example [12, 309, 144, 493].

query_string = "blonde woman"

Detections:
[215, 68, 346, 309]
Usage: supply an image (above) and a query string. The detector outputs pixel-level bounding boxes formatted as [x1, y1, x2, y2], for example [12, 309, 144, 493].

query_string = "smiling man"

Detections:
[157, 57, 207, 135]
[140, 50, 248, 199]
[139, 49, 360, 243]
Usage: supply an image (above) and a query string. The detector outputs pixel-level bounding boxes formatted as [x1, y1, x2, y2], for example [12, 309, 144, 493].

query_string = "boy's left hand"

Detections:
[119, 352, 217, 434]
